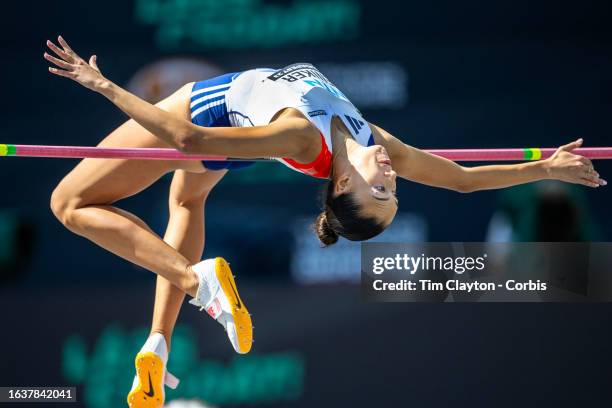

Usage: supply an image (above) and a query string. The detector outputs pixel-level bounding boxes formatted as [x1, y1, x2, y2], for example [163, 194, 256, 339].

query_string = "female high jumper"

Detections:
[43, 36, 605, 408]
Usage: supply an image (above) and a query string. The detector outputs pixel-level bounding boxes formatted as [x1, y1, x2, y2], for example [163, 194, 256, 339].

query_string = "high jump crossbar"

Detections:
[1, 144, 612, 162]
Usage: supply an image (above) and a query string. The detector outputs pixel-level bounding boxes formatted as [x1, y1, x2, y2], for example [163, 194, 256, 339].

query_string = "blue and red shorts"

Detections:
[190, 72, 255, 171]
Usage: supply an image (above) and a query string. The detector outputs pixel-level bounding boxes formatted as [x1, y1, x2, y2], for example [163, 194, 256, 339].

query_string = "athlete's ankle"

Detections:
[149, 330, 172, 352]
[139, 332, 169, 365]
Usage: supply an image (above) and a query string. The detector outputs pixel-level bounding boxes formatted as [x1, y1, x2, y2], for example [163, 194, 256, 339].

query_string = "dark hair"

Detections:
[314, 181, 386, 246]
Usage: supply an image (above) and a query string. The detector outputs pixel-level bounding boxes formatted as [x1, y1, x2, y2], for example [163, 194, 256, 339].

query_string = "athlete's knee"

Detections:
[169, 178, 216, 210]
[50, 188, 70, 225]
[50, 186, 80, 228]
[169, 190, 209, 211]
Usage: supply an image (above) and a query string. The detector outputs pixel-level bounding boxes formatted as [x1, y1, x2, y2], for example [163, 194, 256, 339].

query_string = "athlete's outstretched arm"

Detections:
[369, 123, 606, 192]
[44, 37, 313, 160]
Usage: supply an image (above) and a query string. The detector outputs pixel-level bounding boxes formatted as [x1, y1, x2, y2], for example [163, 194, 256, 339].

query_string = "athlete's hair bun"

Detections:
[314, 211, 339, 246]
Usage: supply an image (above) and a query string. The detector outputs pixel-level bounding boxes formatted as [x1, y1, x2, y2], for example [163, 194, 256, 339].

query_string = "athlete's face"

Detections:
[337, 144, 398, 225]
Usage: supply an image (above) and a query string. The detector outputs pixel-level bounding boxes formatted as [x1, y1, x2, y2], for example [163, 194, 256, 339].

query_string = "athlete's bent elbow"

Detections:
[456, 184, 476, 193]
[452, 179, 478, 193]
[453, 168, 477, 193]
[175, 131, 200, 154]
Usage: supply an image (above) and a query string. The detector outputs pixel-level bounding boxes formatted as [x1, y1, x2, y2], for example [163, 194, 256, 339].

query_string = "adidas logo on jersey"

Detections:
[344, 115, 365, 133]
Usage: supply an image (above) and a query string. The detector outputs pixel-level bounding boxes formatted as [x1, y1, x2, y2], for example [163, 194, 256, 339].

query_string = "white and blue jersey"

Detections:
[189, 63, 374, 176]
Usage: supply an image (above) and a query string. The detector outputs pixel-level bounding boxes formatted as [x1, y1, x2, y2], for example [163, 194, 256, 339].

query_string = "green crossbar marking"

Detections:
[7, 144, 16, 156]
[523, 148, 542, 161]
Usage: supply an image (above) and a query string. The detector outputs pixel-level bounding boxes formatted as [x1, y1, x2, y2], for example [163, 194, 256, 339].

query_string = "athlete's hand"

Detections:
[543, 138, 607, 187]
[44, 36, 107, 92]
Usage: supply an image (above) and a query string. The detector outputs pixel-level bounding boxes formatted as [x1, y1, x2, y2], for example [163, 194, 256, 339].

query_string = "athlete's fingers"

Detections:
[581, 170, 599, 183]
[48, 67, 75, 79]
[583, 166, 599, 178]
[57, 36, 85, 64]
[44, 52, 72, 70]
[559, 138, 583, 152]
[57, 35, 76, 55]
[46, 40, 73, 62]
[88, 55, 99, 71]
[579, 156, 593, 168]
[580, 177, 600, 188]
[582, 172, 600, 185]
[583, 164, 597, 178]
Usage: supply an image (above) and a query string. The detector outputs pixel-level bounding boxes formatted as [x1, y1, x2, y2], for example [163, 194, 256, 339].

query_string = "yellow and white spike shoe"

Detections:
[189, 257, 253, 354]
[126, 352, 179, 408]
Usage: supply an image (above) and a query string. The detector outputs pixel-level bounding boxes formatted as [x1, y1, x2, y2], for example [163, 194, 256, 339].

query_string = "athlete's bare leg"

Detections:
[50, 83, 204, 295]
[150, 169, 227, 349]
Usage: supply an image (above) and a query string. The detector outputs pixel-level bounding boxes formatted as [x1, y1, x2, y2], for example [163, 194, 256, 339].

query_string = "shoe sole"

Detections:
[215, 257, 253, 354]
[126, 352, 164, 408]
